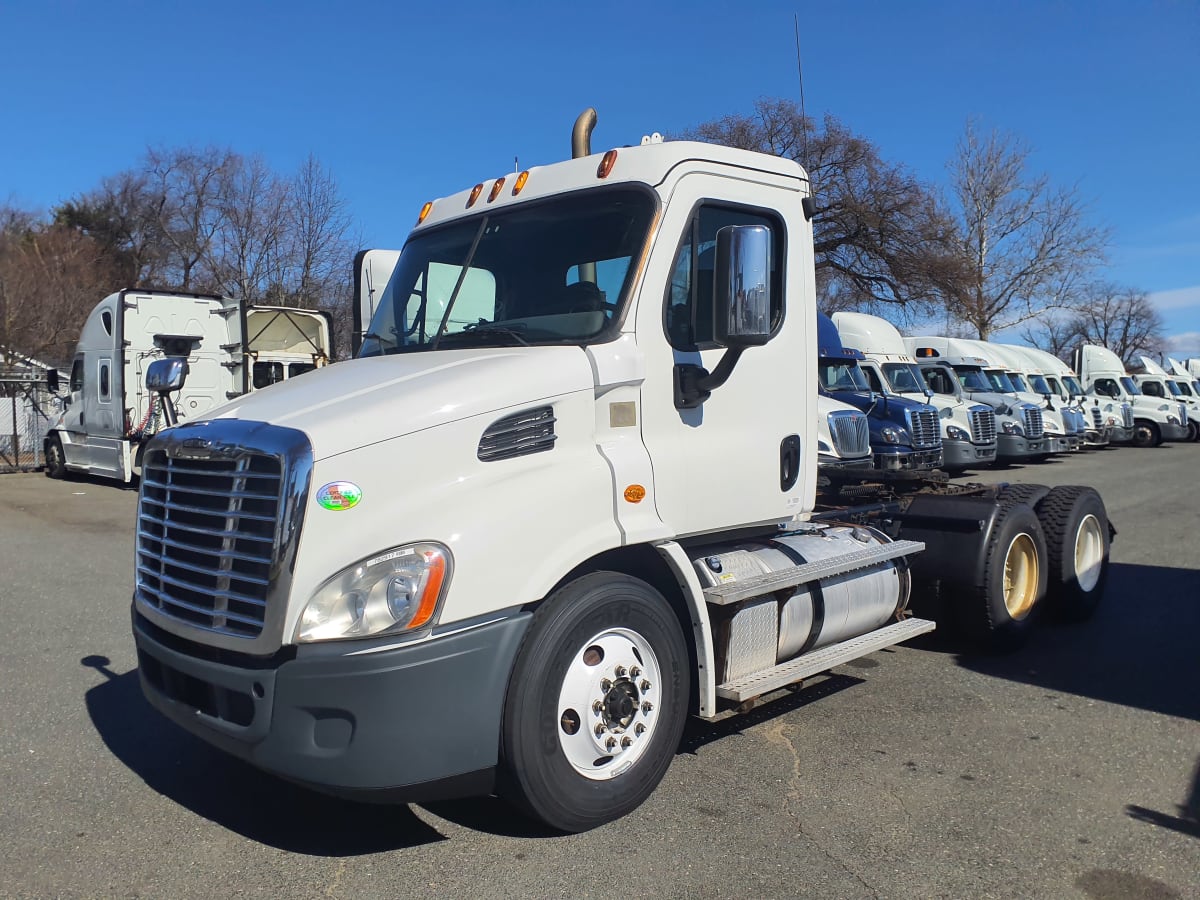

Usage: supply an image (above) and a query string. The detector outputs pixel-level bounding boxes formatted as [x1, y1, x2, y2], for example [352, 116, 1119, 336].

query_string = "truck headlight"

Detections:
[1157, 404, 1170, 412]
[881, 426, 906, 444]
[297, 542, 451, 642]
[945, 426, 969, 441]
[1001, 421, 1025, 436]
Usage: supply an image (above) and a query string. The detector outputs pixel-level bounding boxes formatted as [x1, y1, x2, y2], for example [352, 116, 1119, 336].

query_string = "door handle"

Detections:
[780, 434, 801, 491]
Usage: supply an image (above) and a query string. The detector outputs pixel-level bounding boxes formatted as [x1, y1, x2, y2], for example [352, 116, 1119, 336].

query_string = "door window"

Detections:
[98, 362, 110, 400]
[70, 358, 84, 392]
[665, 204, 784, 351]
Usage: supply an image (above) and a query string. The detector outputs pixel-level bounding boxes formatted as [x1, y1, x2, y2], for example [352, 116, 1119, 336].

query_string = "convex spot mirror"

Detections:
[714, 224, 772, 348]
[146, 358, 189, 393]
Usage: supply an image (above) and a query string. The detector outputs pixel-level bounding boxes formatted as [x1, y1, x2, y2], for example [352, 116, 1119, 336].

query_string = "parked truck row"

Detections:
[123, 113, 1128, 833]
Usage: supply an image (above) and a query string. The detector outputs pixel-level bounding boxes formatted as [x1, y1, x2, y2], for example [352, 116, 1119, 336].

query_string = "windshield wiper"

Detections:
[439, 323, 531, 346]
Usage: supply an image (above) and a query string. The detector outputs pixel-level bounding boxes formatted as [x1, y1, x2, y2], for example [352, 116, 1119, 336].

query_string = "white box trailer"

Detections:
[44, 290, 332, 482]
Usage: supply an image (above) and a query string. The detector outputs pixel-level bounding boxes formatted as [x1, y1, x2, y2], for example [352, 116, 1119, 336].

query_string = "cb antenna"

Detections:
[794, 14, 816, 221]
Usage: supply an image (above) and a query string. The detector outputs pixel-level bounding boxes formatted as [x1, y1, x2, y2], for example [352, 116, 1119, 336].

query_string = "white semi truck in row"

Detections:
[130, 115, 1113, 832]
[1075, 344, 1189, 448]
[43, 290, 332, 483]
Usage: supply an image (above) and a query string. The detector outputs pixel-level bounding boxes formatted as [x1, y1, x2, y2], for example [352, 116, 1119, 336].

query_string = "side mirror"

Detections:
[713, 225, 772, 348]
[146, 358, 189, 393]
[46, 370, 59, 393]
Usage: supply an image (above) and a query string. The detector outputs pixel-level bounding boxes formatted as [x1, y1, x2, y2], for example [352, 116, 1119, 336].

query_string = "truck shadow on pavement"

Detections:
[81, 656, 449, 855]
[946, 561, 1200, 722]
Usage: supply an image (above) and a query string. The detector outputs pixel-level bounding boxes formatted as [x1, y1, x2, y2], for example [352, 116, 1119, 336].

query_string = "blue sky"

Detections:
[2, 1, 1197, 355]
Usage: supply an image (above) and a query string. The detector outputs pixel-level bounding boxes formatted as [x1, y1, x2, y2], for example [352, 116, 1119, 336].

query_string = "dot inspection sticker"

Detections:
[316, 481, 362, 511]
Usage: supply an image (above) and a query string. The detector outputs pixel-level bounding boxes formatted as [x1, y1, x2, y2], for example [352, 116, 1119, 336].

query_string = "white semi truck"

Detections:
[130, 116, 1113, 833]
[1074, 344, 1188, 447]
[44, 289, 331, 482]
[1002, 345, 1116, 448]
[901, 335, 1044, 465]
[983, 342, 1084, 453]
[1133, 356, 1197, 442]
[830, 313, 1002, 471]
[814, 393, 873, 479]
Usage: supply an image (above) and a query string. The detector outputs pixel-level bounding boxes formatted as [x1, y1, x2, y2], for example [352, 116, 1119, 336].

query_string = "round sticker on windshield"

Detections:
[316, 482, 362, 511]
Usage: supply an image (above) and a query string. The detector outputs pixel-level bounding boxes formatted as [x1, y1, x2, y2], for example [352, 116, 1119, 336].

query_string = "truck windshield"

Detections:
[955, 367, 991, 391]
[1062, 376, 1084, 395]
[1007, 372, 1031, 392]
[1120, 376, 1140, 395]
[985, 370, 1015, 392]
[1027, 373, 1052, 394]
[359, 188, 654, 356]
[881, 363, 929, 394]
[1165, 379, 1183, 396]
[1176, 380, 1194, 397]
[818, 361, 870, 392]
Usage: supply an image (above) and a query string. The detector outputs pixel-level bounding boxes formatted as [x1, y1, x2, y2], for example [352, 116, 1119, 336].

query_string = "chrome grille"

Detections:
[828, 410, 870, 457]
[1180, 403, 1189, 426]
[1091, 406, 1102, 428]
[1122, 403, 1133, 428]
[1022, 406, 1045, 439]
[136, 449, 282, 638]
[905, 408, 940, 448]
[969, 407, 996, 444]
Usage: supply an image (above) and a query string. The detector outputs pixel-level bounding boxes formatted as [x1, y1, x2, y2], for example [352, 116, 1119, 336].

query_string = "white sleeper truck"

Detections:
[131, 115, 1113, 832]
[44, 290, 331, 483]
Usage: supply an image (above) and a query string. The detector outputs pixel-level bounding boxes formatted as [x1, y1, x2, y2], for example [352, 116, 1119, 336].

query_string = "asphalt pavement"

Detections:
[0, 442, 1197, 899]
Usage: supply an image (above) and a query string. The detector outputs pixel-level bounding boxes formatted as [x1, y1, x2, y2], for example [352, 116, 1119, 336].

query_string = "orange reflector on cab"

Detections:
[407, 550, 447, 630]
[488, 177, 506, 202]
[623, 484, 646, 503]
[466, 183, 484, 208]
[512, 171, 530, 195]
[597, 149, 618, 179]
[916, 347, 938, 357]
[417, 201, 433, 224]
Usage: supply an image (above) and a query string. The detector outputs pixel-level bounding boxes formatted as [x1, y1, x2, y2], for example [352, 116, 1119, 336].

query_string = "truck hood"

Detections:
[210, 347, 594, 460]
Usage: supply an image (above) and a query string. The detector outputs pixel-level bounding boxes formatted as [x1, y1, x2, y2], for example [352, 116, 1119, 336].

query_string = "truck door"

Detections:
[636, 179, 811, 536]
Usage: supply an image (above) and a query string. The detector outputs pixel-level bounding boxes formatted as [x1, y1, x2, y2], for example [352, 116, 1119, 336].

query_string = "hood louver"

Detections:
[478, 406, 557, 461]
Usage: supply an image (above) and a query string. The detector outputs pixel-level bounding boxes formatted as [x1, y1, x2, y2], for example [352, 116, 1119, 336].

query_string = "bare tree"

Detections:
[680, 99, 962, 321]
[0, 211, 118, 363]
[1020, 313, 1085, 362]
[1070, 283, 1164, 366]
[206, 154, 289, 301]
[945, 120, 1108, 339]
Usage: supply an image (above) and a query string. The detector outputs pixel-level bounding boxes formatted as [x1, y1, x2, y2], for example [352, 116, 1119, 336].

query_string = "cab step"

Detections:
[703, 539, 925, 606]
[716, 617, 936, 702]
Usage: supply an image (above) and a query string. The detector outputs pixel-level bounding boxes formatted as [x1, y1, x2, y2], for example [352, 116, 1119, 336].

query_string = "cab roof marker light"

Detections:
[417, 201, 433, 225]
[512, 170, 530, 195]
[466, 183, 484, 208]
[597, 149, 618, 179]
[488, 177, 506, 202]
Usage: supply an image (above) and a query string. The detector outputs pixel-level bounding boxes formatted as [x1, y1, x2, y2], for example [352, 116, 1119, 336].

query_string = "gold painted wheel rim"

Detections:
[1002, 533, 1039, 619]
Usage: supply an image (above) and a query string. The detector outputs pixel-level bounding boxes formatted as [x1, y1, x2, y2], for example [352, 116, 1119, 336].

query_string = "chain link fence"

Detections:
[1, 379, 59, 473]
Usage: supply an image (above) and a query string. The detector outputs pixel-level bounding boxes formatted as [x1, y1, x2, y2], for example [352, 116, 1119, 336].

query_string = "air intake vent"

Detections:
[478, 406, 557, 461]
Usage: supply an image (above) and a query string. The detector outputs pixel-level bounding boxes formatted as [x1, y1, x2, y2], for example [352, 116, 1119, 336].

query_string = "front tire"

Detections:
[1131, 420, 1161, 448]
[44, 434, 67, 479]
[500, 572, 690, 833]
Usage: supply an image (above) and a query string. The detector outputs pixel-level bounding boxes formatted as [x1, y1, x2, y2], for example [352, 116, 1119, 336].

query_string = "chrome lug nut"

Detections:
[640, 679, 651, 693]
[614, 665, 627, 677]
[592, 700, 604, 713]
[600, 679, 612, 692]
[635, 723, 646, 735]
[629, 666, 641, 678]
[605, 737, 617, 751]
[621, 736, 632, 748]
[641, 701, 654, 714]
[594, 723, 606, 737]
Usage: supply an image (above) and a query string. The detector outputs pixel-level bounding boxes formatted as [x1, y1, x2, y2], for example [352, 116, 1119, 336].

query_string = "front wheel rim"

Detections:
[1073, 514, 1105, 592]
[556, 627, 663, 781]
[1002, 533, 1039, 619]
